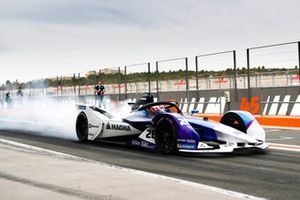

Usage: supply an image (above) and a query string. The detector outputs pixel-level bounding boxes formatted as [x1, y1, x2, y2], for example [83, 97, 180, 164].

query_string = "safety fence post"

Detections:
[124, 66, 128, 99]
[73, 73, 76, 96]
[148, 62, 151, 93]
[78, 73, 81, 96]
[233, 50, 238, 101]
[185, 57, 189, 102]
[246, 48, 251, 101]
[118, 67, 121, 101]
[155, 61, 159, 100]
[298, 42, 300, 91]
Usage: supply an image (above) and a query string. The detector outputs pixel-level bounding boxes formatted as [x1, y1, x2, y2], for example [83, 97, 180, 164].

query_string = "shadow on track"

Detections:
[0, 128, 268, 160]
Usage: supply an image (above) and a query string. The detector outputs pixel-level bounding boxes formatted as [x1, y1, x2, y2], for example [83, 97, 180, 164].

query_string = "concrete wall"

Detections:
[121, 86, 300, 116]
[2, 86, 298, 116]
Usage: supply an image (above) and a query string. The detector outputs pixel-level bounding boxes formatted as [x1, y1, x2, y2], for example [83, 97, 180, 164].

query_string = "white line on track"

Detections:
[266, 136, 293, 141]
[268, 143, 300, 152]
[263, 126, 300, 131]
[0, 138, 265, 200]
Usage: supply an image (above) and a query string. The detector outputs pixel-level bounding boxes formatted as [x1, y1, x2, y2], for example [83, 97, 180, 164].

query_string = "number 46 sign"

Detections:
[240, 96, 260, 114]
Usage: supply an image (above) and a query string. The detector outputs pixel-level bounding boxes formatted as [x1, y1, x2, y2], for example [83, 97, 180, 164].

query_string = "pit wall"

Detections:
[120, 86, 300, 117]
[2, 86, 298, 117]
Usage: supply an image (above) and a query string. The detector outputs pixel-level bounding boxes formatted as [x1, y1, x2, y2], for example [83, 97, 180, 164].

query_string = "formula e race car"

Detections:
[75, 93, 268, 154]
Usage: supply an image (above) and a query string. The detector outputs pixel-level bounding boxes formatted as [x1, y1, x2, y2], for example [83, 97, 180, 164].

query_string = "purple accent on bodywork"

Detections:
[154, 113, 200, 149]
[188, 120, 218, 141]
[245, 120, 254, 129]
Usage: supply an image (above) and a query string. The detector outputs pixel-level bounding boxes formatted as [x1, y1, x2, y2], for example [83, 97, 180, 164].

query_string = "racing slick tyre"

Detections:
[155, 117, 177, 154]
[220, 112, 247, 133]
[76, 112, 89, 142]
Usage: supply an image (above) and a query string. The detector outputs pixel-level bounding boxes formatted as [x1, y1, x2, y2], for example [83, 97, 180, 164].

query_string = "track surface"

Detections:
[0, 128, 299, 200]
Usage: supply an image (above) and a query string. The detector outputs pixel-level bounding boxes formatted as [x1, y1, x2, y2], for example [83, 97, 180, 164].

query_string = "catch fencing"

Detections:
[1, 41, 300, 112]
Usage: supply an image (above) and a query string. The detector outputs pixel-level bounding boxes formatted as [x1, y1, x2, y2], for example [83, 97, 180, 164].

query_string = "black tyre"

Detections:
[76, 112, 89, 142]
[220, 112, 247, 133]
[155, 117, 177, 154]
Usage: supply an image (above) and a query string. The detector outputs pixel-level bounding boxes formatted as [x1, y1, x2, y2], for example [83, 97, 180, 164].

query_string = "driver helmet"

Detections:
[142, 92, 154, 104]
[131, 92, 154, 111]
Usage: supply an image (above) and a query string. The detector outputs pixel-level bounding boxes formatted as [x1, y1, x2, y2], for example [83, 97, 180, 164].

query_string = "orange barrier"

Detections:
[255, 116, 300, 128]
[194, 113, 300, 128]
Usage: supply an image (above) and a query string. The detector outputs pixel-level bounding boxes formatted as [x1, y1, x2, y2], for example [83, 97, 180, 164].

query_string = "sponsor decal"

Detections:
[178, 118, 190, 126]
[177, 138, 195, 143]
[88, 124, 99, 128]
[131, 140, 141, 146]
[78, 105, 86, 110]
[106, 122, 131, 132]
[177, 143, 197, 150]
[186, 139, 195, 143]
[131, 140, 155, 150]
[141, 140, 155, 149]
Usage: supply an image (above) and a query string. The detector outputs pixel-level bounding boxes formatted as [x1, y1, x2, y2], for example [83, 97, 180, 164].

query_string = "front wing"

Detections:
[177, 141, 269, 153]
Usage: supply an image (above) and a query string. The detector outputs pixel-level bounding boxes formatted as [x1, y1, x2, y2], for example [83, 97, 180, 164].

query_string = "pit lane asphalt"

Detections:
[0, 128, 299, 200]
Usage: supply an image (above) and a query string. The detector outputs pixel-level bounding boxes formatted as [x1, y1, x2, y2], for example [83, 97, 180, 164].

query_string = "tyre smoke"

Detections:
[0, 95, 132, 140]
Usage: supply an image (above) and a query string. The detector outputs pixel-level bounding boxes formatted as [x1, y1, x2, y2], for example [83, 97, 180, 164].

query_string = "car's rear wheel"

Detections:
[76, 112, 89, 142]
[155, 117, 177, 154]
[220, 112, 247, 133]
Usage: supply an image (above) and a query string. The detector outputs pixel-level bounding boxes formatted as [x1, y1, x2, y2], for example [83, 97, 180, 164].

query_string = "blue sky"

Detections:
[0, 0, 299, 83]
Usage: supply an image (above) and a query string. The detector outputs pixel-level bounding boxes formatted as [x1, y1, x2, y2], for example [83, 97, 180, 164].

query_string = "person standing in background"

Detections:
[16, 86, 24, 108]
[5, 92, 13, 109]
[95, 81, 105, 108]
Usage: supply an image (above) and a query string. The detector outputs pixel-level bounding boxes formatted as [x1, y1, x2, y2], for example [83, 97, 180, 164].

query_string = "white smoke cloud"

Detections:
[0, 94, 133, 140]
[0, 96, 78, 139]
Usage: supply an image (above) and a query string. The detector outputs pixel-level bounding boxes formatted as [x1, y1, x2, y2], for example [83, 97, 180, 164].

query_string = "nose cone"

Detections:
[246, 120, 266, 142]
[214, 123, 258, 144]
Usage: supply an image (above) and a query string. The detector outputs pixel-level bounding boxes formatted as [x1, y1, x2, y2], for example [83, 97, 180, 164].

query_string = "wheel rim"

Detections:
[161, 131, 172, 152]
[157, 119, 175, 153]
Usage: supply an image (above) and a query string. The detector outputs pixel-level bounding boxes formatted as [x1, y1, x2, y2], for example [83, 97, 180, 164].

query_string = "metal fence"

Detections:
[1, 41, 300, 103]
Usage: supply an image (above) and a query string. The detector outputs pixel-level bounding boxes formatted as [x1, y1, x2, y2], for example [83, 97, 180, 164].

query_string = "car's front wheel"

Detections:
[76, 112, 89, 142]
[155, 117, 177, 154]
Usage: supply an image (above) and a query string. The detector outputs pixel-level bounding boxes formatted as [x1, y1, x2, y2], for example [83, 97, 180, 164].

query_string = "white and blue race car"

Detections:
[75, 93, 268, 154]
